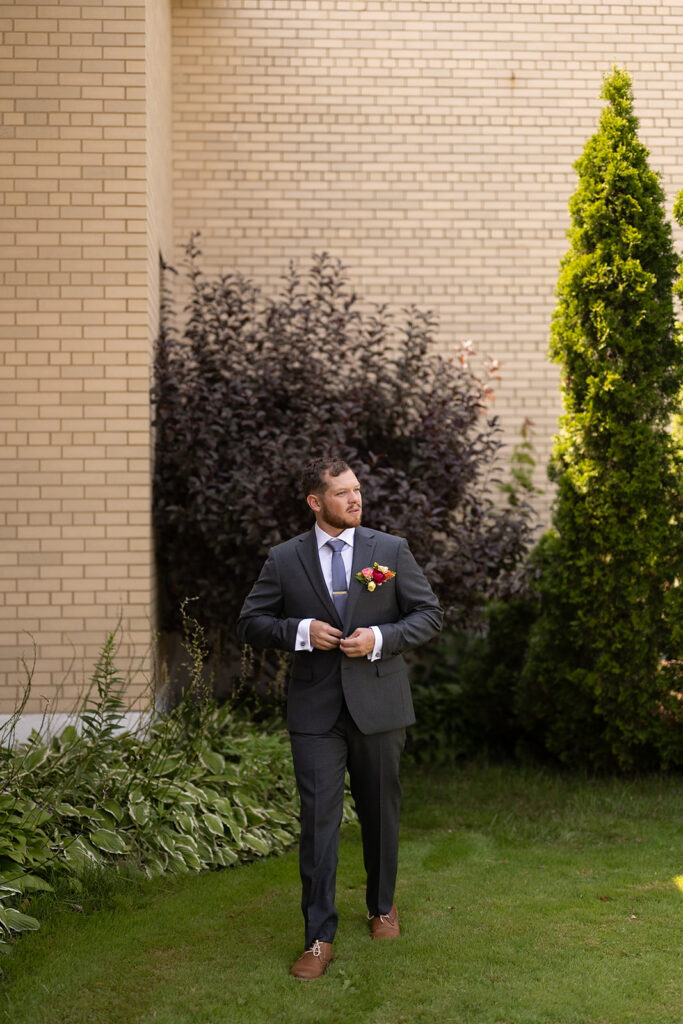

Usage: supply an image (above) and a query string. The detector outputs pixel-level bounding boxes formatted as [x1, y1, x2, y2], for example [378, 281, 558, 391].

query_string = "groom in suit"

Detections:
[237, 457, 443, 979]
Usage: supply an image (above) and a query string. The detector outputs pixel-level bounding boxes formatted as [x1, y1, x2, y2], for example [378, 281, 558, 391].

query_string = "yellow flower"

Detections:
[377, 564, 389, 574]
[367, 581, 376, 592]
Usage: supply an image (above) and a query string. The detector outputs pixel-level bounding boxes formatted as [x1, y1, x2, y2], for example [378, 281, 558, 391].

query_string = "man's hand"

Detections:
[340, 627, 375, 658]
[310, 620, 344, 650]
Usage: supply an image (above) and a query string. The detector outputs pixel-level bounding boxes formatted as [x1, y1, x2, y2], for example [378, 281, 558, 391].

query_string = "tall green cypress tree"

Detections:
[519, 69, 683, 769]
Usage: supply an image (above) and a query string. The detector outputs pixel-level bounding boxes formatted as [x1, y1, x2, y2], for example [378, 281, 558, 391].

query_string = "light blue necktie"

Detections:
[326, 538, 348, 620]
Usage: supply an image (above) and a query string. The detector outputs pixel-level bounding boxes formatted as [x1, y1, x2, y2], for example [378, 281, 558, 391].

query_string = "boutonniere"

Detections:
[355, 563, 396, 593]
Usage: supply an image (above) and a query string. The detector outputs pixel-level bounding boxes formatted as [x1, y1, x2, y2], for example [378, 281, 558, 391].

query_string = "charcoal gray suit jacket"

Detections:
[237, 526, 443, 735]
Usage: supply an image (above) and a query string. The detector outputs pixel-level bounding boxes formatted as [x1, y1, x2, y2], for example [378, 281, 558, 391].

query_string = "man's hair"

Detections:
[300, 457, 351, 498]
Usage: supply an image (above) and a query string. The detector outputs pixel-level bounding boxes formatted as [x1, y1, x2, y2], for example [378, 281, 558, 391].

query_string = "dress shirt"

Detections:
[295, 525, 383, 660]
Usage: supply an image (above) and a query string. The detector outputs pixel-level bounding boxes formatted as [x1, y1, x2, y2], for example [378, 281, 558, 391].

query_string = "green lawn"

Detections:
[1, 764, 681, 1024]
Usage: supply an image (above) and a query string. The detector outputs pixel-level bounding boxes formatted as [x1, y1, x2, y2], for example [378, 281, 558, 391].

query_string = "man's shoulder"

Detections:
[360, 526, 405, 550]
[269, 530, 312, 557]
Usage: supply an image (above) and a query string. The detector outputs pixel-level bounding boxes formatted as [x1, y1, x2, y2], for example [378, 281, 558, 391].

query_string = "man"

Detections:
[237, 457, 443, 979]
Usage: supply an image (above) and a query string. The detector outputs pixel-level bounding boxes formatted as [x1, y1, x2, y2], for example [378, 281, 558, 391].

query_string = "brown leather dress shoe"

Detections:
[289, 939, 333, 980]
[368, 904, 400, 939]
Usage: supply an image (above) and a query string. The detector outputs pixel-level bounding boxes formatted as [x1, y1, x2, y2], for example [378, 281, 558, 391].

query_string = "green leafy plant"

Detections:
[0, 626, 349, 955]
[408, 598, 538, 765]
[518, 68, 683, 770]
[0, 886, 39, 954]
[79, 631, 128, 746]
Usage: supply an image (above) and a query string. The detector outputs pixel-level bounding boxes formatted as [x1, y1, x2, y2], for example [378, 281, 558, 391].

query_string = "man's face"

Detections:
[308, 469, 362, 534]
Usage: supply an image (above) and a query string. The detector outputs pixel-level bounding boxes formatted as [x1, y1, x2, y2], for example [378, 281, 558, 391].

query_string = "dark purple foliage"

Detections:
[152, 241, 536, 640]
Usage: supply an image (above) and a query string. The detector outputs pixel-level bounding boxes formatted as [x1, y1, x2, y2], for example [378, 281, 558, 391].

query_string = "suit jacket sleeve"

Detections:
[236, 550, 300, 652]
[377, 538, 443, 657]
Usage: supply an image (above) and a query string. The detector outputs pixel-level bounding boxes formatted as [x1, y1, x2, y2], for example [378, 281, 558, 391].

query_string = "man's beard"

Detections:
[320, 502, 362, 530]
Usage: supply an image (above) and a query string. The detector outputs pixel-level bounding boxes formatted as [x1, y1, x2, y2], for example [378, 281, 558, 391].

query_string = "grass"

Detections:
[1, 763, 681, 1024]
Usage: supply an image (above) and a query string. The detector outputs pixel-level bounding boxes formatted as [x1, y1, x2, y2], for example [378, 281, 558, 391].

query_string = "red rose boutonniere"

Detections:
[355, 562, 396, 593]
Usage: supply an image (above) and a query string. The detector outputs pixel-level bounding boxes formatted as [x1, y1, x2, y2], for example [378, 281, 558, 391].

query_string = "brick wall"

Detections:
[172, 0, 683, 520]
[0, 0, 170, 716]
[147, 0, 173, 321]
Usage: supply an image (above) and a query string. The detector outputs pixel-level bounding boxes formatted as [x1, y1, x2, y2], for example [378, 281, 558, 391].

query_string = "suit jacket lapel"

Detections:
[345, 528, 377, 632]
[295, 528, 341, 626]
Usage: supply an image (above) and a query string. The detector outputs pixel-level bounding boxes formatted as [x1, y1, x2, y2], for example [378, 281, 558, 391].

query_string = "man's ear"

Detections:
[307, 493, 321, 513]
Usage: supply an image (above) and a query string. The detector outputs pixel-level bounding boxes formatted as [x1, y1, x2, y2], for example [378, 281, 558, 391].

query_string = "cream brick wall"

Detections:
[0, 0, 170, 716]
[172, 0, 683, 521]
[147, 0, 173, 321]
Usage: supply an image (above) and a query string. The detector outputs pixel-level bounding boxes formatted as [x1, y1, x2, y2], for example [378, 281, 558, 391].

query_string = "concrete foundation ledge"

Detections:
[0, 711, 153, 748]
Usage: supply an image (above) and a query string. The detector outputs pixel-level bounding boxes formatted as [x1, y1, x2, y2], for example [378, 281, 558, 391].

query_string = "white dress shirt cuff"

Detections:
[368, 625, 383, 661]
[295, 618, 314, 652]
[296, 620, 381, 658]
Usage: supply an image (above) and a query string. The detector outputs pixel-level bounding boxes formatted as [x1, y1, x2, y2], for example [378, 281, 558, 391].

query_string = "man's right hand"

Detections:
[310, 620, 344, 650]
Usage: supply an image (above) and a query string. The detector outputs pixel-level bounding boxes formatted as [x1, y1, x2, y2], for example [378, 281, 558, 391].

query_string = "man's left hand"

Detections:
[340, 627, 375, 658]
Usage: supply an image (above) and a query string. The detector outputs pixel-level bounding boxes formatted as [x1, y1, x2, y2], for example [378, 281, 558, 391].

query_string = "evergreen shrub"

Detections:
[517, 69, 683, 770]
[408, 597, 538, 764]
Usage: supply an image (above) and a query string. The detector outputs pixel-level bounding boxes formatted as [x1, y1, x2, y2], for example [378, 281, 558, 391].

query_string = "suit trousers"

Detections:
[289, 700, 406, 946]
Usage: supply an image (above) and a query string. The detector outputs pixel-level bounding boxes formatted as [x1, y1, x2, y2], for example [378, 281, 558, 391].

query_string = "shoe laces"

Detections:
[308, 939, 324, 958]
[367, 910, 394, 924]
